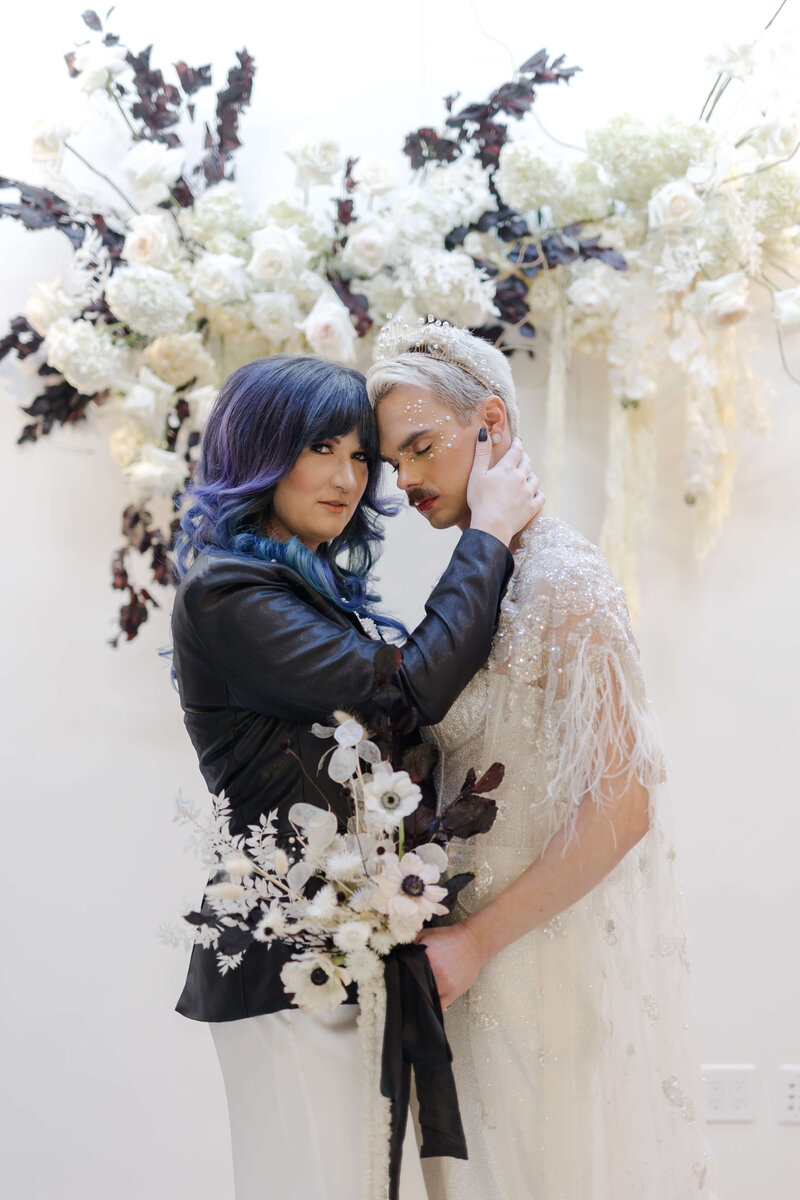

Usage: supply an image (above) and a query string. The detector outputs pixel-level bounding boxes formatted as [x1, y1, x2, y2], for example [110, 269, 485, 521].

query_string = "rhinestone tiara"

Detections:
[375, 314, 501, 395]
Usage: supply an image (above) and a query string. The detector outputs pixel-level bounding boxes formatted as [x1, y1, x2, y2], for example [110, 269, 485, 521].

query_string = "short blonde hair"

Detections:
[366, 323, 519, 438]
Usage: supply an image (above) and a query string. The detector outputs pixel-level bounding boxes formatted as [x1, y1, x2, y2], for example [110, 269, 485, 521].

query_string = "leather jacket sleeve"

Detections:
[180, 528, 513, 728]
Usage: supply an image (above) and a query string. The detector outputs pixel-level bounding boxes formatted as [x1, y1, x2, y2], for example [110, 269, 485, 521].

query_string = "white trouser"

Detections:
[210, 1004, 428, 1200]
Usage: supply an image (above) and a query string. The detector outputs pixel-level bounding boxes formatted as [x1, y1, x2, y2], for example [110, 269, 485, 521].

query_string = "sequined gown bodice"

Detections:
[418, 515, 716, 1200]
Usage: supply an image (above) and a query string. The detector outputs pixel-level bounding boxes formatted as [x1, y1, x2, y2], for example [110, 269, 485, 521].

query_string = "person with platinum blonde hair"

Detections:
[367, 317, 715, 1200]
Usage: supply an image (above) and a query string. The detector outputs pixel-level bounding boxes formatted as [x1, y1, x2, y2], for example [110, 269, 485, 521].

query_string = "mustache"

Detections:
[406, 488, 437, 508]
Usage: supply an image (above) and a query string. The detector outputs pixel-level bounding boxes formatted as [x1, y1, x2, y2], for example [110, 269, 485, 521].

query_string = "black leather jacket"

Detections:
[172, 528, 513, 1022]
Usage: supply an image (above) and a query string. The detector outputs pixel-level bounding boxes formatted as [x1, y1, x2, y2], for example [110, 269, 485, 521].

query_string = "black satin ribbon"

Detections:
[380, 943, 468, 1199]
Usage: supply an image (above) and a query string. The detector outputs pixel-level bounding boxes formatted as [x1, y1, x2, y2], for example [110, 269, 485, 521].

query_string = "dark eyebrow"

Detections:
[396, 427, 434, 453]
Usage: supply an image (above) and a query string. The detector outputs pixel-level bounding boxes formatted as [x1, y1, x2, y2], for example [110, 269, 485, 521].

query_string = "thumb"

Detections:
[469, 426, 491, 477]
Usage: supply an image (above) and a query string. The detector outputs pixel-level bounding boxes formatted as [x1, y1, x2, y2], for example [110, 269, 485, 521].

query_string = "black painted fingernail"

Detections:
[478, 427, 488, 442]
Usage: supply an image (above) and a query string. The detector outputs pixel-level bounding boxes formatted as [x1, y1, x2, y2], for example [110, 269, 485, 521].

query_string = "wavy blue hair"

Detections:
[172, 354, 405, 637]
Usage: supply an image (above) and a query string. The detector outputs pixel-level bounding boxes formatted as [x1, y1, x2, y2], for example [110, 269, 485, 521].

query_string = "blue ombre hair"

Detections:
[173, 354, 405, 636]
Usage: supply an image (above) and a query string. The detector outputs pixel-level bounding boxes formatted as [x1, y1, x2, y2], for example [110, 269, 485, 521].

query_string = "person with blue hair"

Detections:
[169, 352, 543, 1200]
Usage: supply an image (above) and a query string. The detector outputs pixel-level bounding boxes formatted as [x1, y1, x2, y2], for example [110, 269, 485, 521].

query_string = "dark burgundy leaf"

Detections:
[328, 276, 372, 337]
[519, 321, 536, 338]
[344, 156, 359, 193]
[444, 224, 469, 250]
[183, 910, 220, 927]
[442, 794, 497, 839]
[471, 761, 505, 794]
[336, 198, 355, 226]
[174, 60, 213, 95]
[439, 871, 474, 912]
[443, 91, 461, 114]
[81, 9, 102, 30]
[401, 742, 439, 783]
[580, 243, 628, 271]
[64, 51, 78, 77]
[459, 768, 477, 795]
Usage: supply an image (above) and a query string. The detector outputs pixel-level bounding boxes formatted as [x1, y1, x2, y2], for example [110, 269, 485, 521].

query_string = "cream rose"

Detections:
[121, 213, 180, 269]
[647, 179, 705, 230]
[190, 253, 250, 306]
[247, 226, 311, 288]
[287, 134, 344, 189]
[110, 421, 146, 469]
[298, 291, 357, 362]
[340, 220, 393, 277]
[693, 270, 751, 327]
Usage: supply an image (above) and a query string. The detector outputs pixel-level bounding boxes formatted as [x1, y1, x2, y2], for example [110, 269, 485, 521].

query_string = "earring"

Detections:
[491, 432, 502, 444]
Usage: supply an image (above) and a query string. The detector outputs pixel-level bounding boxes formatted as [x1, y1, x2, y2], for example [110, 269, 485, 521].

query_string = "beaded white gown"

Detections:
[419, 515, 716, 1200]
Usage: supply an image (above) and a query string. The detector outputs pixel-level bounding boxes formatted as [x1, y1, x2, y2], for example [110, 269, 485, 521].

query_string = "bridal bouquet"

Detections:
[169, 646, 502, 1010]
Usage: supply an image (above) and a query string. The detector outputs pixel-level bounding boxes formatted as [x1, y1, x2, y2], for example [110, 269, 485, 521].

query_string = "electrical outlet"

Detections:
[777, 1066, 800, 1123]
[701, 1065, 756, 1122]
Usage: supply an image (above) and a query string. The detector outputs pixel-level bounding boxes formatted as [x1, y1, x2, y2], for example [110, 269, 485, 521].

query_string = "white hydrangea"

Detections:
[143, 331, 217, 388]
[251, 292, 303, 344]
[44, 317, 132, 393]
[258, 193, 331, 254]
[400, 247, 497, 327]
[190, 252, 251, 306]
[106, 264, 194, 337]
[121, 141, 185, 210]
[298, 290, 357, 361]
[494, 141, 569, 216]
[247, 225, 311, 288]
[397, 155, 492, 245]
[586, 115, 713, 207]
[550, 160, 612, 227]
[124, 444, 187, 501]
[178, 180, 253, 246]
[121, 213, 181, 269]
[25, 278, 84, 335]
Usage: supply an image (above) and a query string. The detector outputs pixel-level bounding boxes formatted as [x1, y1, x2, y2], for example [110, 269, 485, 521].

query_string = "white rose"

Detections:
[30, 118, 73, 167]
[566, 267, 619, 320]
[299, 290, 357, 361]
[44, 317, 132, 393]
[106, 264, 194, 337]
[251, 292, 302, 343]
[72, 43, 128, 94]
[341, 220, 393, 277]
[354, 156, 398, 196]
[25, 278, 83, 335]
[124, 445, 187, 500]
[247, 225, 311, 288]
[178, 180, 253, 245]
[647, 179, 705, 230]
[693, 270, 751, 327]
[121, 213, 180, 269]
[204, 303, 254, 337]
[191, 253, 250, 306]
[774, 285, 800, 331]
[121, 141, 185, 210]
[287, 134, 344, 189]
[143, 331, 217, 388]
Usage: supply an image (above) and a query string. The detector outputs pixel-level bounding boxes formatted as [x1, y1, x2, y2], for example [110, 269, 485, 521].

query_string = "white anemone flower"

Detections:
[362, 770, 422, 829]
[370, 851, 448, 923]
[280, 953, 351, 1013]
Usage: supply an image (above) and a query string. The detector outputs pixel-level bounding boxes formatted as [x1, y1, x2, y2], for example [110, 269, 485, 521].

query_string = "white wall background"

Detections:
[1, 2, 799, 1197]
